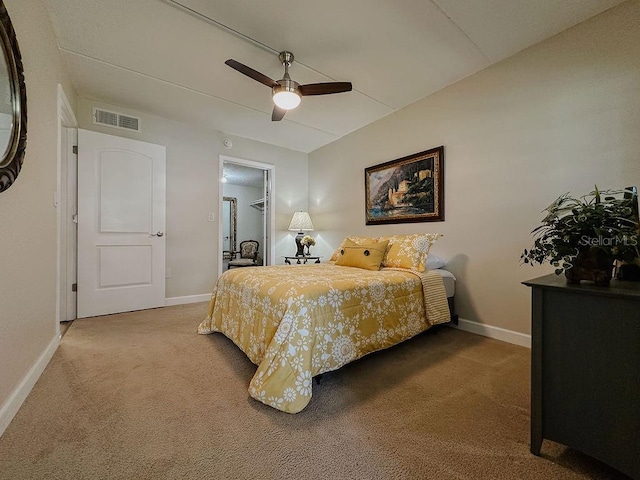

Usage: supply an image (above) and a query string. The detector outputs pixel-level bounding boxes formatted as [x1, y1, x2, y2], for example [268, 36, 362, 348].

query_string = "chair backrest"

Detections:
[239, 240, 259, 260]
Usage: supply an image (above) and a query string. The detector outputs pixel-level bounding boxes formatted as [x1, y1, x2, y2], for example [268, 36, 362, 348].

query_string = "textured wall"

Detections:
[308, 1, 640, 335]
[76, 97, 308, 298]
[222, 183, 264, 256]
[0, 0, 77, 419]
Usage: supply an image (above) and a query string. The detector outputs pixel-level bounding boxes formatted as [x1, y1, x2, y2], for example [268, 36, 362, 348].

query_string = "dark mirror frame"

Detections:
[0, 0, 27, 193]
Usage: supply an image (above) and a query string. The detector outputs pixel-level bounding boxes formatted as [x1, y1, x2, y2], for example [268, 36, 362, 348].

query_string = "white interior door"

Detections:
[77, 129, 166, 318]
[65, 127, 78, 320]
[56, 84, 78, 323]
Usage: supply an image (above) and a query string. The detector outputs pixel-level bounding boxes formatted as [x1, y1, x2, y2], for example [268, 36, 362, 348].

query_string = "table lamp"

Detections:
[288, 211, 314, 256]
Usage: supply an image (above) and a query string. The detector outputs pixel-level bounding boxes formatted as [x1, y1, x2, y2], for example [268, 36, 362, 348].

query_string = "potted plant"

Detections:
[521, 186, 639, 286]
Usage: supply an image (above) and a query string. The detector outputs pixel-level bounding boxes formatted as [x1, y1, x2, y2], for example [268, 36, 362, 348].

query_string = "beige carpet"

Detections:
[0, 303, 630, 480]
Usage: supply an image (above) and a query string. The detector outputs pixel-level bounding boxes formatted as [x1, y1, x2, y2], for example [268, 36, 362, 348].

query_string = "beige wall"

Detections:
[308, 1, 640, 335]
[77, 97, 308, 298]
[222, 183, 264, 257]
[2, 0, 636, 427]
[0, 0, 76, 411]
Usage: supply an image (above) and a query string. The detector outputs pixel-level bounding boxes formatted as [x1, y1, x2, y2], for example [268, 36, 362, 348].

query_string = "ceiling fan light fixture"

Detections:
[225, 51, 352, 121]
[273, 89, 301, 110]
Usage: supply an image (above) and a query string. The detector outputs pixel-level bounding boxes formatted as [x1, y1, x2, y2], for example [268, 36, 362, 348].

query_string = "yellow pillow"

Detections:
[329, 236, 379, 262]
[378, 233, 441, 272]
[335, 240, 389, 271]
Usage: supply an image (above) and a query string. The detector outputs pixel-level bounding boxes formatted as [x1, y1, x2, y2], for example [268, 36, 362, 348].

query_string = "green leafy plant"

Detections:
[521, 187, 639, 275]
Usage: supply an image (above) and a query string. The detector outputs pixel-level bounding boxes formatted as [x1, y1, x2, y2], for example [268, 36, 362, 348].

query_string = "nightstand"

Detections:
[282, 256, 322, 265]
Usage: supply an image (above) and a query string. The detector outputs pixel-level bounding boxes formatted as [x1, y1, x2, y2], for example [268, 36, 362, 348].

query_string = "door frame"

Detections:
[218, 155, 275, 278]
[56, 84, 78, 329]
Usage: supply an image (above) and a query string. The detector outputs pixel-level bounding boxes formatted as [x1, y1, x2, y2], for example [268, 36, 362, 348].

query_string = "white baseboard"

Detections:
[0, 334, 60, 438]
[164, 294, 211, 307]
[453, 318, 531, 348]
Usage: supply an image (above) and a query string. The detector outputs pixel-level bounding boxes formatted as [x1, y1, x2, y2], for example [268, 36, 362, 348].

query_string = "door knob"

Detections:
[151, 231, 164, 237]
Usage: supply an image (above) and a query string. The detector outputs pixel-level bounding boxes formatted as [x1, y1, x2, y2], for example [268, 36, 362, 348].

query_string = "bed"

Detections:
[198, 261, 453, 413]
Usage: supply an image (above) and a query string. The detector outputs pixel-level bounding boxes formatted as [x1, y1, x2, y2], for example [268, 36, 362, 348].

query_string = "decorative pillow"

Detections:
[378, 233, 441, 272]
[335, 239, 389, 271]
[425, 253, 447, 270]
[329, 236, 379, 262]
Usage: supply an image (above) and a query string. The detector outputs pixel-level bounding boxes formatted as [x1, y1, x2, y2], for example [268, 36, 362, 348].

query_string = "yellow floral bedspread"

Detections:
[198, 264, 450, 413]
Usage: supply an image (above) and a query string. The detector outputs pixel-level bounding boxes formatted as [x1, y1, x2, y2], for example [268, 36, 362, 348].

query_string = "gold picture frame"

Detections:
[365, 146, 444, 225]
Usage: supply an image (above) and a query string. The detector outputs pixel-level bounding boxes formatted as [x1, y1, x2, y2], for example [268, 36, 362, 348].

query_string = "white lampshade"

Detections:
[288, 211, 314, 232]
[273, 90, 301, 110]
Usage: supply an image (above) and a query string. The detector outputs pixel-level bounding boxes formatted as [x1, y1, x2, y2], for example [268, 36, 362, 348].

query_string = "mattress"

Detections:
[198, 263, 451, 413]
[433, 269, 456, 297]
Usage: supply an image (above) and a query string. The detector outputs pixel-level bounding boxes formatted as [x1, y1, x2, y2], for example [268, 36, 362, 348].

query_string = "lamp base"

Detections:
[294, 231, 305, 256]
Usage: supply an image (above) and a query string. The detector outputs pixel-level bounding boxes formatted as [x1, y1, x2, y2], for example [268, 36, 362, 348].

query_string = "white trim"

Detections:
[58, 85, 77, 127]
[219, 155, 275, 279]
[56, 84, 78, 330]
[65, 128, 78, 321]
[218, 157, 224, 279]
[220, 155, 274, 170]
[164, 294, 211, 306]
[452, 318, 531, 348]
[0, 334, 60, 438]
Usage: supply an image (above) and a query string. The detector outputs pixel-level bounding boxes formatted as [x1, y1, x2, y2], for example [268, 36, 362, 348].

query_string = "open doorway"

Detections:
[219, 155, 274, 277]
[56, 85, 78, 332]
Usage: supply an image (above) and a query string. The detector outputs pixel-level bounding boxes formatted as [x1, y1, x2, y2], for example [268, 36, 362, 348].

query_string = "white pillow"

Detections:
[425, 254, 447, 270]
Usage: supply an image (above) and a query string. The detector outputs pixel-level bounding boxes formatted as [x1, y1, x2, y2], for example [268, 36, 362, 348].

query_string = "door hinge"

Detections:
[72, 145, 78, 155]
[72, 214, 78, 224]
[72, 283, 77, 292]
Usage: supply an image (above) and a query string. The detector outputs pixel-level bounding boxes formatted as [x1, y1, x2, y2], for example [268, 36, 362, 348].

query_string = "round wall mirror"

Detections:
[0, 1, 26, 193]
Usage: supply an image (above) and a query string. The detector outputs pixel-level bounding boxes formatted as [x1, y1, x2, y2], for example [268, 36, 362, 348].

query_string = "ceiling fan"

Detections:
[225, 51, 353, 121]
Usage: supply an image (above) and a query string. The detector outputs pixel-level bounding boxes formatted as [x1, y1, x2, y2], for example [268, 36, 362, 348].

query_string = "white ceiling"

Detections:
[43, 0, 624, 153]
[223, 163, 264, 188]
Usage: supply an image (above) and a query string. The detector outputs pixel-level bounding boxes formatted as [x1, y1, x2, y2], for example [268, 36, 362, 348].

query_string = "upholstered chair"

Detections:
[228, 240, 260, 269]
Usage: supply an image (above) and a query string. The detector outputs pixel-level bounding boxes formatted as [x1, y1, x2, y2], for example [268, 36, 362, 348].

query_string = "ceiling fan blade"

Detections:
[272, 106, 286, 121]
[225, 59, 278, 88]
[299, 82, 352, 96]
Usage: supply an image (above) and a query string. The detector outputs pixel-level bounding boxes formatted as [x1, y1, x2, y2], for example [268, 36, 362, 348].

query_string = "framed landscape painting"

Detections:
[365, 146, 444, 225]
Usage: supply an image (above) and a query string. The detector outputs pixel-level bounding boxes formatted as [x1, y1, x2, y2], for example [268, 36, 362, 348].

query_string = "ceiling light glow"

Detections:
[273, 91, 301, 110]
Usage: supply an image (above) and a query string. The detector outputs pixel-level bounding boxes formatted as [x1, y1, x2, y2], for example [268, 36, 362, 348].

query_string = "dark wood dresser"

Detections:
[523, 274, 640, 479]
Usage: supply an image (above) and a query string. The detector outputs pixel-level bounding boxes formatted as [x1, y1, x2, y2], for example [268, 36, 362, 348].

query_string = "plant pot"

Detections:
[565, 248, 615, 286]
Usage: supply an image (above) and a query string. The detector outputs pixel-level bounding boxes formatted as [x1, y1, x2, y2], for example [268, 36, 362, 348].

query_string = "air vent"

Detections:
[93, 107, 141, 132]
[118, 115, 139, 131]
